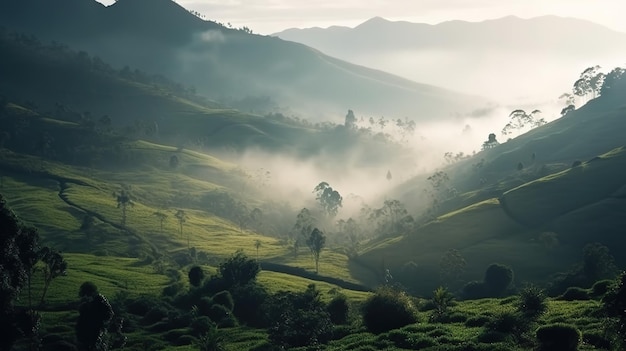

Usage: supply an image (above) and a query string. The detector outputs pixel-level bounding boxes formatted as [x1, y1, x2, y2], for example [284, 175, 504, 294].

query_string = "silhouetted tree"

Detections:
[291, 208, 315, 256]
[175, 209, 187, 237]
[254, 240, 262, 260]
[39, 247, 67, 306]
[306, 228, 326, 274]
[114, 185, 133, 226]
[188, 266, 205, 287]
[75, 293, 114, 351]
[0, 195, 41, 350]
[219, 250, 260, 287]
[482, 133, 499, 150]
[344, 109, 357, 129]
[439, 249, 466, 288]
[502, 109, 543, 136]
[152, 211, 168, 232]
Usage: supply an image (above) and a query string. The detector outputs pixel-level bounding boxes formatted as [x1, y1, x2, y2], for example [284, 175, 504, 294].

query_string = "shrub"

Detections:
[212, 290, 234, 312]
[536, 323, 581, 351]
[219, 250, 260, 287]
[188, 266, 205, 287]
[162, 282, 184, 297]
[465, 315, 491, 327]
[209, 304, 238, 328]
[484, 263, 514, 296]
[190, 316, 214, 337]
[557, 287, 590, 301]
[591, 279, 613, 297]
[362, 287, 418, 334]
[78, 282, 99, 299]
[516, 284, 547, 319]
[327, 295, 350, 325]
[461, 281, 488, 300]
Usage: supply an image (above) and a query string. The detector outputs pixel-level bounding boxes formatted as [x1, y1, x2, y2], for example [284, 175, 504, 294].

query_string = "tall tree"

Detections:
[0, 195, 41, 350]
[39, 247, 67, 306]
[114, 185, 133, 226]
[306, 228, 326, 274]
[291, 208, 316, 256]
[152, 211, 168, 232]
[174, 209, 188, 246]
[313, 182, 343, 218]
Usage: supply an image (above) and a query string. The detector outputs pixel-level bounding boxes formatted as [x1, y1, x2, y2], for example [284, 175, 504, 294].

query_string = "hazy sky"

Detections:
[95, 0, 626, 34]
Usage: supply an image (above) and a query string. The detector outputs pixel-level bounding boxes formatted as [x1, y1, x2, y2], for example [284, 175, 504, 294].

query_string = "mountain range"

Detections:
[0, 0, 482, 121]
[275, 16, 626, 101]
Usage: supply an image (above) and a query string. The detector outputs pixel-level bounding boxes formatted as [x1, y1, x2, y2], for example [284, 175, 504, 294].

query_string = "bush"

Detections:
[209, 304, 238, 328]
[516, 284, 547, 319]
[190, 316, 214, 337]
[220, 250, 260, 287]
[188, 266, 205, 287]
[461, 281, 488, 300]
[591, 279, 613, 297]
[484, 263, 514, 296]
[78, 282, 99, 298]
[212, 290, 234, 312]
[536, 324, 581, 351]
[557, 287, 590, 301]
[327, 295, 350, 325]
[362, 287, 418, 334]
[465, 315, 491, 327]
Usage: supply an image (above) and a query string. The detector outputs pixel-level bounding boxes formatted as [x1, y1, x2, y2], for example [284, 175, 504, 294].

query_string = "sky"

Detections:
[95, 0, 626, 34]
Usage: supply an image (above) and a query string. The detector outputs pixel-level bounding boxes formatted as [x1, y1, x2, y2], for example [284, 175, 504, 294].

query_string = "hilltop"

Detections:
[0, 0, 483, 121]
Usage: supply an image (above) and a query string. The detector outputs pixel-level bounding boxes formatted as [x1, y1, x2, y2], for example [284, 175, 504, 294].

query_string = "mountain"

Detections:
[275, 16, 626, 101]
[352, 69, 626, 295]
[0, 0, 483, 121]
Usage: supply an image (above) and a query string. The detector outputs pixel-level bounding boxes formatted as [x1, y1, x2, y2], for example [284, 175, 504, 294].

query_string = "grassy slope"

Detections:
[356, 146, 626, 295]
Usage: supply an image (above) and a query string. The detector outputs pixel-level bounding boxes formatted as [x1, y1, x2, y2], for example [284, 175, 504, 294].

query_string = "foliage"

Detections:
[327, 294, 350, 325]
[188, 266, 205, 287]
[114, 185, 134, 226]
[306, 228, 326, 274]
[430, 286, 455, 322]
[75, 293, 115, 351]
[0, 194, 41, 350]
[439, 249, 466, 288]
[582, 242, 616, 282]
[557, 287, 590, 301]
[501, 109, 544, 136]
[481, 133, 499, 150]
[484, 263, 514, 296]
[516, 284, 547, 319]
[602, 271, 626, 348]
[535, 323, 581, 351]
[39, 247, 68, 306]
[362, 287, 418, 334]
[218, 250, 260, 287]
[266, 284, 333, 348]
[313, 182, 343, 217]
[212, 290, 234, 312]
[78, 281, 99, 299]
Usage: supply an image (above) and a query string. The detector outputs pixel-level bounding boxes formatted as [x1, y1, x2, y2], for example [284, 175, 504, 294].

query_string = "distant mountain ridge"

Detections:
[0, 0, 483, 121]
[274, 15, 626, 101]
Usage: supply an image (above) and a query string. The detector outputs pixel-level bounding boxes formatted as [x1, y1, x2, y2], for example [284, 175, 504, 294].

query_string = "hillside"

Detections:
[355, 68, 626, 296]
[274, 16, 626, 100]
[0, 0, 483, 121]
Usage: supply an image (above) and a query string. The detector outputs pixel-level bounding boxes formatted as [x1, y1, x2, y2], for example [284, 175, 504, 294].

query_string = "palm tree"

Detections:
[114, 185, 134, 226]
[254, 240, 262, 260]
[152, 211, 168, 232]
[175, 210, 187, 236]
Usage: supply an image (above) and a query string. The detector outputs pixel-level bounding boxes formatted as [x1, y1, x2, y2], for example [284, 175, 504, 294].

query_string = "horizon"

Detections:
[94, 0, 626, 34]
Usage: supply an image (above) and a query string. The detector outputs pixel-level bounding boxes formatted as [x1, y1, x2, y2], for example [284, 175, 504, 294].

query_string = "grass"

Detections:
[502, 146, 626, 226]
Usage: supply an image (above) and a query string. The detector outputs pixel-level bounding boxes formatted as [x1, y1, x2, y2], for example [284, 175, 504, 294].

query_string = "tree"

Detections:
[188, 266, 205, 287]
[152, 211, 168, 232]
[174, 209, 187, 237]
[481, 133, 499, 150]
[344, 109, 356, 129]
[439, 249, 466, 288]
[313, 182, 343, 217]
[254, 240, 262, 260]
[291, 208, 316, 255]
[114, 185, 134, 226]
[39, 247, 67, 306]
[219, 250, 260, 287]
[386, 170, 392, 181]
[502, 109, 542, 136]
[306, 228, 326, 274]
[484, 263, 514, 296]
[75, 293, 114, 351]
[0, 195, 40, 350]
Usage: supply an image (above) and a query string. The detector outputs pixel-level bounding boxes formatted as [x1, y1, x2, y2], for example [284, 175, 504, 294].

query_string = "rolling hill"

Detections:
[0, 0, 483, 121]
[353, 68, 626, 296]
